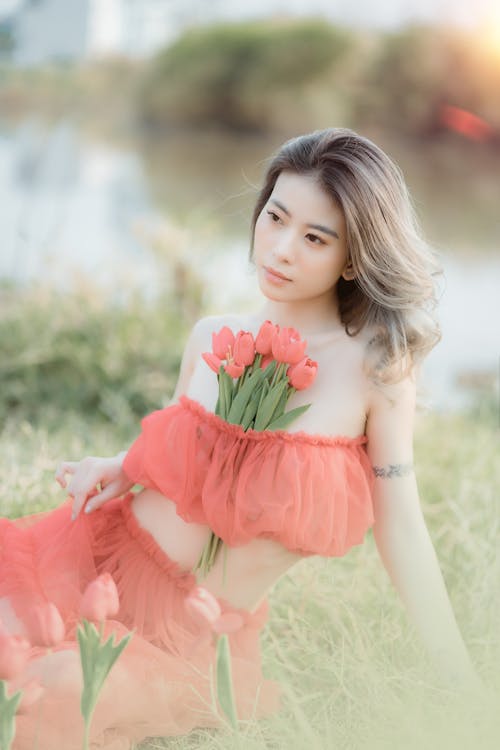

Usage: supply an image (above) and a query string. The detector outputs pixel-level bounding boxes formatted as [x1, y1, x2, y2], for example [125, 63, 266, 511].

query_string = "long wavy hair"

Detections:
[249, 127, 443, 386]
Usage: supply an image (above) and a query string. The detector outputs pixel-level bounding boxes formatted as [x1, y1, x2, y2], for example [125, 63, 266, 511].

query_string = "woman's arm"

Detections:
[365, 368, 481, 692]
[59, 318, 206, 518]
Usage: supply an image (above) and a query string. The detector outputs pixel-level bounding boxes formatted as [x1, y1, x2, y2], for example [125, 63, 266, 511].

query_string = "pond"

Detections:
[0, 118, 498, 413]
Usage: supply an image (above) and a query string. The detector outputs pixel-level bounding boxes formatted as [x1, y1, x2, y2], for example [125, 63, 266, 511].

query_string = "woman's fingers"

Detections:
[84, 481, 122, 514]
[54, 461, 77, 488]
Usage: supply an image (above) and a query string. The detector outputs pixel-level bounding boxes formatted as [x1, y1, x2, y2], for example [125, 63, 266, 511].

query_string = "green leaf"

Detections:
[78, 623, 133, 723]
[257, 378, 269, 413]
[241, 385, 262, 430]
[226, 368, 264, 424]
[221, 369, 233, 419]
[262, 359, 277, 380]
[268, 383, 289, 425]
[266, 404, 311, 431]
[253, 379, 288, 430]
[215, 635, 238, 730]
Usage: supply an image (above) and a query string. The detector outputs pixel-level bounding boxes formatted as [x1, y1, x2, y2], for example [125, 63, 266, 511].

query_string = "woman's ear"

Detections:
[341, 262, 356, 281]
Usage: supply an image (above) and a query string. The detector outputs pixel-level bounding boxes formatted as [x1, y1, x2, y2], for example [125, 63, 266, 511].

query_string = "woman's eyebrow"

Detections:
[269, 199, 339, 239]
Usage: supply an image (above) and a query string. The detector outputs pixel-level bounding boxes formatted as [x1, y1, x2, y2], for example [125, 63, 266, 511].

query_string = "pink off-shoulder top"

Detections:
[122, 395, 376, 558]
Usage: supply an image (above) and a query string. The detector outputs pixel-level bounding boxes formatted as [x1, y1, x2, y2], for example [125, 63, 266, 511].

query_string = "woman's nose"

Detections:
[273, 229, 296, 262]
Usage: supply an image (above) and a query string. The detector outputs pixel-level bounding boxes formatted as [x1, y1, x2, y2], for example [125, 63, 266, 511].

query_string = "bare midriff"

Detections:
[129, 313, 371, 613]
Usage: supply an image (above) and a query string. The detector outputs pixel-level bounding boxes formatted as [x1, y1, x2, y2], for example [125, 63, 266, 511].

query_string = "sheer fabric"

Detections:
[1, 495, 281, 749]
[123, 395, 376, 557]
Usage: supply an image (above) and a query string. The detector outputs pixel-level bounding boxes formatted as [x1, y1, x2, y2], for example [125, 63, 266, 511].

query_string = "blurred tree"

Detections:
[137, 19, 354, 132]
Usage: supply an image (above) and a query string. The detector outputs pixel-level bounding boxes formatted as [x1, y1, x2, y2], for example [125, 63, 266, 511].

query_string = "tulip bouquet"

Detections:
[195, 319, 318, 577]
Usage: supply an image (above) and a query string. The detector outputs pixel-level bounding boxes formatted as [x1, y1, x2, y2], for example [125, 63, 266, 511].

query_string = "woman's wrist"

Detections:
[115, 450, 128, 464]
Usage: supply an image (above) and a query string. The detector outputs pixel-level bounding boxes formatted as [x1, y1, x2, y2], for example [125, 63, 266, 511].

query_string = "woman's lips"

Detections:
[264, 266, 291, 284]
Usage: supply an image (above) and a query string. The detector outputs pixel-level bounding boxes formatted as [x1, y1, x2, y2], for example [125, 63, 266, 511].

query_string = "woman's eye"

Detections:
[266, 210, 281, 223]
[306, 233, 325, 245]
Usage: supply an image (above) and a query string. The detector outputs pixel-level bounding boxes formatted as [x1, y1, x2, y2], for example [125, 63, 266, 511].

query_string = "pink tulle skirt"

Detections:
[0, 493, 282, 749]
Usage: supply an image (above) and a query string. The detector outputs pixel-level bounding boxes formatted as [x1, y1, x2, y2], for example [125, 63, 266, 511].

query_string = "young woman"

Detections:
[0, 127, 483, 749]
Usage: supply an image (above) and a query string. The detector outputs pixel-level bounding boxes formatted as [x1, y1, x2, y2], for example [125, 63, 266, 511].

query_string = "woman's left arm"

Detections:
[365, 368, 482, 693]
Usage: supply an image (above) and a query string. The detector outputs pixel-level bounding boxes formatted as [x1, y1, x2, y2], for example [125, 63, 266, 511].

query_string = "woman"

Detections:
[1, 127, 483, 749]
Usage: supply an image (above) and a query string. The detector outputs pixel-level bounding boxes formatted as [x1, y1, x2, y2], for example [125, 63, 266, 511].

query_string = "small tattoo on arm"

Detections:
[372, 462, 414, 478]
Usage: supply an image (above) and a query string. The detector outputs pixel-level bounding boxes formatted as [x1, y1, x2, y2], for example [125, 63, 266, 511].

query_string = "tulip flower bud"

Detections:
[287, 357, 318, 390]
[184, 586, 222, 628]
[80, 573, 120, 623]
[26, 602, 65, 648]
[212, 327, 235, 360]
[232, 331, 255, 366]
[255, 320, 277, 355]
[271, 327, 307, 364]
[212, 612, 244, 635]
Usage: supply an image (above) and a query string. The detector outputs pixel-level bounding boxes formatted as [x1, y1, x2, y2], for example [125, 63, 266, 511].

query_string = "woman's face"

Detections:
[252, 171, 352, 304]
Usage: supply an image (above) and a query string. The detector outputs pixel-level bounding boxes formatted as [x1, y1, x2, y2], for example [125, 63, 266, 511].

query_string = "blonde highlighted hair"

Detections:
[249, 127, 443, 385]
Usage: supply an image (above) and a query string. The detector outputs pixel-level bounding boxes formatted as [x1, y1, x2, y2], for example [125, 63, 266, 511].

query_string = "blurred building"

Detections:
[86, 0, 182, 60]
[3, 0, 195, 66]
[9, 0, 88, 65]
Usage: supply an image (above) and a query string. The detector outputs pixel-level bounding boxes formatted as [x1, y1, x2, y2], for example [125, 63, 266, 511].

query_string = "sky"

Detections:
[0, 0, 498, 30]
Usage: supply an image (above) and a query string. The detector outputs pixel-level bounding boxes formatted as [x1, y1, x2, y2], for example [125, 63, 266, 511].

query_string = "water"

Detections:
[0, 118, 498, 412]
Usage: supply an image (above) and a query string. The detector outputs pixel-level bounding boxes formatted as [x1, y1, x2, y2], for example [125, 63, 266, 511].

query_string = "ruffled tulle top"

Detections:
[122, 395, 376, 558]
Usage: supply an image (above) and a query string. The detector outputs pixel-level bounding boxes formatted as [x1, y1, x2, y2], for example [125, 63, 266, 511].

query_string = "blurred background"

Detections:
[2, 7, 500, 747]
[0, 0, 499, 430]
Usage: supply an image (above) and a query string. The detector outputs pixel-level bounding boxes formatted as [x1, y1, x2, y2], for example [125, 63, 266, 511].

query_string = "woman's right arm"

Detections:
[55, 318, 207, 521]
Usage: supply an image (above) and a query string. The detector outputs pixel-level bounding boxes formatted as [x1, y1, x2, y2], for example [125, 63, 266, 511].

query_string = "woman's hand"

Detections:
[54, 451, 134, 521]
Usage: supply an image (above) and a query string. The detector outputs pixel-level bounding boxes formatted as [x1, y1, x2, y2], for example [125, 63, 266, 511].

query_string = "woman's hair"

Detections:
[249, 127, 443, 386]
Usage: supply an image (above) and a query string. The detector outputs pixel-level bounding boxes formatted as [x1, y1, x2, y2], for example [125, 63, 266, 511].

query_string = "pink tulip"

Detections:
[185, 587, 245, 635]
[202, 351, 223, 374]
[212, 327, 235, 360]
[232, 331, 255, 367]
[80, 573, 120, 622]
[255, 320, 277, 355]
[212, 612, 244, 634]
[287, 357, 318, 390]
[271, 327, 307, 364]
[26, 602, 65, 648]
[0, 633, 31, 681]
[224, 362, 245, 378]
[185, 586, 221, 628]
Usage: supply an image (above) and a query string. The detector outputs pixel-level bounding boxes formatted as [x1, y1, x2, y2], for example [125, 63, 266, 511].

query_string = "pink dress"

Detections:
[0, 395, 375, 750]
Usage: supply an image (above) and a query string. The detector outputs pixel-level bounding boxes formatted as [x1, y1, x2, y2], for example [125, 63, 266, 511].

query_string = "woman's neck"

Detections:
[252, 301, 344, 338]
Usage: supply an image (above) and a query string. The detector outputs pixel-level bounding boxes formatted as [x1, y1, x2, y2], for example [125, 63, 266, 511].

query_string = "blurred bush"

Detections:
[352, 25, 500, 137]
[0, 281, 201, 430]
[137, 19, 354, 132]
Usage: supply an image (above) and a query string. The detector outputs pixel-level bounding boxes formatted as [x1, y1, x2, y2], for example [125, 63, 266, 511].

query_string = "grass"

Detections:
[2, 380, 499, 748]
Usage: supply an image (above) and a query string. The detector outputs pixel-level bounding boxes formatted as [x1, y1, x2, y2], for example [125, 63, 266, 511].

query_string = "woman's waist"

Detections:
[129, 488, 299, 612]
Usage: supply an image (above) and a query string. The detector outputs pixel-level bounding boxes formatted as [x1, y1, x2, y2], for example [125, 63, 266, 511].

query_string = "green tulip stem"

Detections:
[270, 361, 287, 388]
[0, 680, 22, 750]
